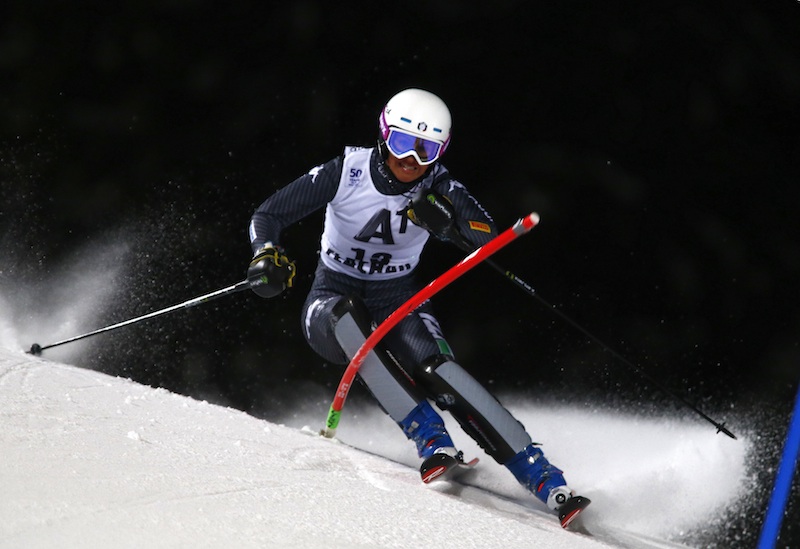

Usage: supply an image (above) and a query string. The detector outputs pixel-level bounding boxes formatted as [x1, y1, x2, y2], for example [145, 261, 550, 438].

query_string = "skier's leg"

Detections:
[414, 354, 574, 509]
[329, 294, 419, 422]
[378, 307, 530, 460]
[331, 296, 458, 458]
[303, 288, 456, 458]
[414, 354, 531, 462]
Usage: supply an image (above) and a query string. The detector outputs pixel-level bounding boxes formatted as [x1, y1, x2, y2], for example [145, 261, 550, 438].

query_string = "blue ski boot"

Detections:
[400, 400, 467, 482]
[506, 443, 587, 519]
[399, 400, 456, 459]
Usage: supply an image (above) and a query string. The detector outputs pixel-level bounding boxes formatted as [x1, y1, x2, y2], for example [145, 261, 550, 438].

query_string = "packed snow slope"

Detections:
[0, 346, 748, 549]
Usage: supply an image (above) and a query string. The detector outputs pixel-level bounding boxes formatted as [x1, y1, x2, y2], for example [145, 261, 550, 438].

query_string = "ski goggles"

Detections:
[384, 128, 445, 166]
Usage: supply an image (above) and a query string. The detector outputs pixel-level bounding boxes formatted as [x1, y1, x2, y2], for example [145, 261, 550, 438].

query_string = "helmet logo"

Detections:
[417, 122, 427, 132]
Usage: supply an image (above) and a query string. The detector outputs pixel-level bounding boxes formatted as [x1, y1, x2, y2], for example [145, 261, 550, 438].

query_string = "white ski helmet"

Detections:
[378, 88, 452, 165]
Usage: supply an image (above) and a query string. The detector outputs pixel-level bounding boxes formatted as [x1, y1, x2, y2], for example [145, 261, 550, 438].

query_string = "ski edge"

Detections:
[420, 452, 479, 484]
[559, 495, 591, 529]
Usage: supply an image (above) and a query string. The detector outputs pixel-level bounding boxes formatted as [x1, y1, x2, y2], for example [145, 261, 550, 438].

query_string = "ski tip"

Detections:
[559, 496, 591, 529]
[421, 465, 448, 483]
[420, 452, 479, 484]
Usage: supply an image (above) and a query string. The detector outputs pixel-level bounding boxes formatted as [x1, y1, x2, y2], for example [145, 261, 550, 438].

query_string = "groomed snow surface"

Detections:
[0, 345, 749, 549]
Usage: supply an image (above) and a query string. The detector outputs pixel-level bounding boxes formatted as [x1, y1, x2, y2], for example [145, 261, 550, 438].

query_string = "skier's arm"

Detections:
[431, 171, 499, 250]
[248, 157, 343, 253]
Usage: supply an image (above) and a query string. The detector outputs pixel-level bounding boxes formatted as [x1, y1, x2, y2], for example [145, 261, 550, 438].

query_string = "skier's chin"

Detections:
[396, 167, 420, 182]
[387, 156, 425, 183]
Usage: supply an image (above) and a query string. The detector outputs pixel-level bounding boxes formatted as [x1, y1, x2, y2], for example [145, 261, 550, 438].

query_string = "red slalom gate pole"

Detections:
[321, 212, 540, 438]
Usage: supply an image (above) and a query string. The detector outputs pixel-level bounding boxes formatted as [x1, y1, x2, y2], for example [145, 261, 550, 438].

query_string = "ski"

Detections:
[420, 451, 479, 484]
[558, 495, 591, 529]
[303, 425, 590, 532]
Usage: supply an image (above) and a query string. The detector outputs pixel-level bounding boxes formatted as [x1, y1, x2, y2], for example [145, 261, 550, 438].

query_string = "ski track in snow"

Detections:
[0, 345, 749, 549]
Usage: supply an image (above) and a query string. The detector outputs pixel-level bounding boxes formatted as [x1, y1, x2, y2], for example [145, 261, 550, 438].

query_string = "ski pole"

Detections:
[446, 228, 737, 439]
[321, 212, 540, 438]
[28, 279, 251, 356]
[491, 257, 735, 438]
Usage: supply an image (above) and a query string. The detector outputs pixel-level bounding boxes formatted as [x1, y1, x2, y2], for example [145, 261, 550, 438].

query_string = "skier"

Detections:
[246, 88, 589, 527]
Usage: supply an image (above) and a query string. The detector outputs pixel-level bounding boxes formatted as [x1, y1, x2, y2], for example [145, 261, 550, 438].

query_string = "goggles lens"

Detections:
[385, 128, 443, 165]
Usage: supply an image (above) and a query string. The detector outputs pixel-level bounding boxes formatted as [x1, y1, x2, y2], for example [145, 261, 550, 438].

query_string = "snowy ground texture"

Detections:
[0, 344, 748, 549]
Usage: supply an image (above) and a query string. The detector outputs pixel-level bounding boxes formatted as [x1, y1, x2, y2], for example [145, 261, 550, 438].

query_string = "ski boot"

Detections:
[506, 443, 591, 528]
[400, 400, 463, 482]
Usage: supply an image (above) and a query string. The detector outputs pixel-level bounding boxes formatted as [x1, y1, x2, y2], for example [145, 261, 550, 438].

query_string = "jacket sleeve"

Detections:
[248, 156, 343, 253]
[431, 169, 499, 249]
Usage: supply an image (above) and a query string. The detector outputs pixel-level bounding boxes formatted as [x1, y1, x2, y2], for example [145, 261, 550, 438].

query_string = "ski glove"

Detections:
[407, 188, 457, 241]
[247, 244, 296, 298]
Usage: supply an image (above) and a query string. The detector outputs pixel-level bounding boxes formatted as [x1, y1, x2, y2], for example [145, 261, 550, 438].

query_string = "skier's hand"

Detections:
[407, 188, 457, 241]
[247, 244, 296, 298]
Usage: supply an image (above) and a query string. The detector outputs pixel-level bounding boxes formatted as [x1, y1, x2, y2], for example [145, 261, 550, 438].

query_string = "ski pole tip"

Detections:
[717, 423, 737, 440]
[28, 343, 42, 356]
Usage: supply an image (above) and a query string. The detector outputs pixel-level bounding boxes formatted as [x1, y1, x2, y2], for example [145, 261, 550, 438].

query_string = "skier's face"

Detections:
[386, 153, 425, 184]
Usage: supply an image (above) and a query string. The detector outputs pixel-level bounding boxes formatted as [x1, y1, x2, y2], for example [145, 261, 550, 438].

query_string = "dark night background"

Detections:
[2, 2, 799, 546]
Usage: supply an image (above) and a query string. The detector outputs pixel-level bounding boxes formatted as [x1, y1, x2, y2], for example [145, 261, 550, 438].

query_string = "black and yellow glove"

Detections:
[407, 188, 457, 241]
[247, 244, 296, 298]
